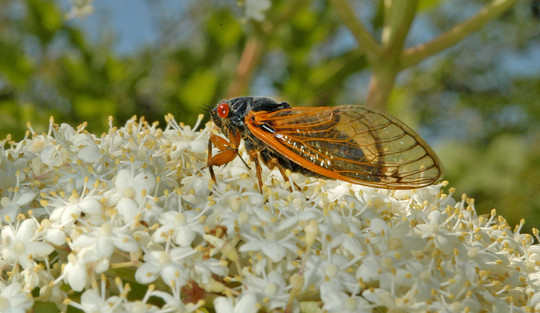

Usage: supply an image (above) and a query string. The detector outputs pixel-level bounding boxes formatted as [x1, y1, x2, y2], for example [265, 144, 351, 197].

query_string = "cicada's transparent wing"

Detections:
[245, 106, 442, 189]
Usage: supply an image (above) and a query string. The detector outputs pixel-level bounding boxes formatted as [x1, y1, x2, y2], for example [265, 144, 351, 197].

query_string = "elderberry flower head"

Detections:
[1, 114, 540, 312]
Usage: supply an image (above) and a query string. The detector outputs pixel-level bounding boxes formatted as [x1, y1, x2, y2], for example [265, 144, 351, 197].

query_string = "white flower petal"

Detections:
[67, 263, 88, 292]
[235, 293, 258, 313]
[214, 297, 234, 313]
[27, 241, 54, 258]
[95, 237, 114, 257]
[135, 262, 160, 284]
[40, 145, 64, 167]
[113, 234, 139, 253]
[114, 169, 132, 189]
[117, 197, 140, 224]
[17, 219, 38, 241]
[44, 228, 66, 246]
[15, 191, 36, 206]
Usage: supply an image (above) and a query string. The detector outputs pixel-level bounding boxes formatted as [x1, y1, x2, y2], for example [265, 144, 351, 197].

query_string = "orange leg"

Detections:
[248, 149, 264, 193]
[209, 134, 232, 152]
[207, 133, 239, 183]
[267, 157, 299, 192]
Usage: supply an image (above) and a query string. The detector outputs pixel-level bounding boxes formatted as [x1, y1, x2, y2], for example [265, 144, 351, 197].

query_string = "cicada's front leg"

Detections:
[207, 129, 242, 184]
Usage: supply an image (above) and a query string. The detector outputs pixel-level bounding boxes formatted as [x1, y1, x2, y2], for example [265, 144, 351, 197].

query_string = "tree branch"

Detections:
[382, 0, 418, 56]
[401, 0, 519, 69]
[225, 37, 264, 98]
[225, 0, 308, 97]
[329, 0, 381, 64]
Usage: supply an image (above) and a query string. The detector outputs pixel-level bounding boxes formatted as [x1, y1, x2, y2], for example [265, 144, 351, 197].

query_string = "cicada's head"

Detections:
[210, 103, 225, 130]
[211, 97, 253, 133]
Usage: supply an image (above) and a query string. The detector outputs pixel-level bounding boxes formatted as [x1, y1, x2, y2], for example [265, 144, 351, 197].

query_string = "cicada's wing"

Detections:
[245, 106, 442, 189]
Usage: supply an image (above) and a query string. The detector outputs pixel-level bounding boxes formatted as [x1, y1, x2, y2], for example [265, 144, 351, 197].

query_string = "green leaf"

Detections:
[178, 70, 218, 108]
[0, 41, 34, 87]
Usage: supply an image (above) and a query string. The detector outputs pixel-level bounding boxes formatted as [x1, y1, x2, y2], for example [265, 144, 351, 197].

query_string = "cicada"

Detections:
[207, 96, 442, 192]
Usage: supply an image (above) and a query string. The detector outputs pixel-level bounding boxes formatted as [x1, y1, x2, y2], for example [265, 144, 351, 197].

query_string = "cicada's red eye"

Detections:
[217, 102, 230, 118]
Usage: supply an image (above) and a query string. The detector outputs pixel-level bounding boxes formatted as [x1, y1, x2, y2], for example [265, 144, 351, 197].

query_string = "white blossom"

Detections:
[0, 190, 35, 222]
[0, 281, 33, 313]
[214, 293, 258, 313]
[243, 0, 271, 21]
[1, 114, 539, 312]
[65, 0, 94, 19]
[1, 219, 53, 270]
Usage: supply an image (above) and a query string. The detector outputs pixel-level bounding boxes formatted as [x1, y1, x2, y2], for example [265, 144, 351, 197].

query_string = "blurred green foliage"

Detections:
[0, 0, 539, 231]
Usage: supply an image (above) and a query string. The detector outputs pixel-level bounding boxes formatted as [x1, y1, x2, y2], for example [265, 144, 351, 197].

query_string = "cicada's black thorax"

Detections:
[212, 97, 291, 134]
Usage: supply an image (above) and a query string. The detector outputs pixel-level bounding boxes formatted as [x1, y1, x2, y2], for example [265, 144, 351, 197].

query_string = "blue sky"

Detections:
[68, 0, 160, 54]
[65, 0, 540, 85]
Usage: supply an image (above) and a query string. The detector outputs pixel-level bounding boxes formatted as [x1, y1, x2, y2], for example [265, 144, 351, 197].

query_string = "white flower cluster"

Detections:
[1, 115, 540, 312]
[65, 0, 94, 19]
[242, 0, 272, 22]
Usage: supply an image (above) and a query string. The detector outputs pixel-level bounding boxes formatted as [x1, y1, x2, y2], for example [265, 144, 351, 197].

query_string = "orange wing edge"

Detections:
[245, 110, 442, 189]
